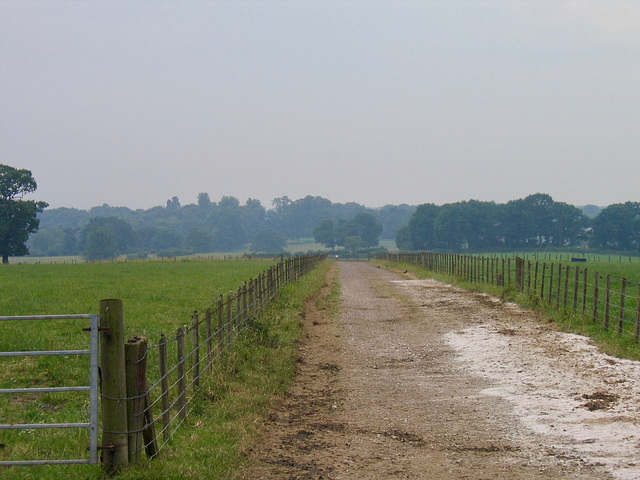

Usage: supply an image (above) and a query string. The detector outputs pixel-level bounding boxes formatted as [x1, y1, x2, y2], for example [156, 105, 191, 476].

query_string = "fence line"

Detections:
[379, 252, 640, 343]
[99, 254, 325, 472]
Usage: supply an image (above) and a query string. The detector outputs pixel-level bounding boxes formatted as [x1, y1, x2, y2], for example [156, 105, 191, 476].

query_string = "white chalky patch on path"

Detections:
[446, 322, 640, 480]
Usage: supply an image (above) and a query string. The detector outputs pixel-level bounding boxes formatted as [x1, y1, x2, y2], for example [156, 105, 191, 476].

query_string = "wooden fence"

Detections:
[379, 252, 640, 341]
[98, 254, 326, 473]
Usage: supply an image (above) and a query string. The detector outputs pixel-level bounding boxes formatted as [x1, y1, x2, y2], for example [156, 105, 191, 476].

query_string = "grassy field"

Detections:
[0, 258, 330, 478]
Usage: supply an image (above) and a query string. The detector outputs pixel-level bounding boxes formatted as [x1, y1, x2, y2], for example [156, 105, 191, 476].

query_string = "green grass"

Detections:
[0, 258, 330, 478]
[117, 260, 333, 480]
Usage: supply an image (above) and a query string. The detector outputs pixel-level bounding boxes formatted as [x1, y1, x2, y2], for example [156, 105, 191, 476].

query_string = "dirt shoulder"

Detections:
[240, 261, 640, 479]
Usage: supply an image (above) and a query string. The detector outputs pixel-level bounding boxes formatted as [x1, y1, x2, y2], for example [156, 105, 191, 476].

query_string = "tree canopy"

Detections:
[29, 194, 408, 258]
[402, 194, 590, 252]
[0, 164, 48, 263]
[313, 213, 383, 251]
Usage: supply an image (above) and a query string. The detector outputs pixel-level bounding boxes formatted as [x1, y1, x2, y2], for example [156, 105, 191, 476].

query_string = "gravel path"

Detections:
[241, 261, 640, 479]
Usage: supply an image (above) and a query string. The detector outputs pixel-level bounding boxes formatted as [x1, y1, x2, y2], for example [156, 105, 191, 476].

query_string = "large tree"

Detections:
[407, 203, 439, 250]
[0, 164, 48, 263]
[80, 216, 137, 260]
[590, 202, 640, 251]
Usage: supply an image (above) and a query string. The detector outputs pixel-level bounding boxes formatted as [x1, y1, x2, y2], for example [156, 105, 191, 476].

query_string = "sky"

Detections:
[1, 1, 639, 211]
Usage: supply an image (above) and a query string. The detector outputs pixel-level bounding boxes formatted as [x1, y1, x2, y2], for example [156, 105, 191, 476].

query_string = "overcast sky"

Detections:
[2, 1, 639, 211]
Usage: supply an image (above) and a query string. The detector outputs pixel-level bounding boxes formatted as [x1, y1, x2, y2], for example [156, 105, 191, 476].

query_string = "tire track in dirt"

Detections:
[240, 261, 620, 479]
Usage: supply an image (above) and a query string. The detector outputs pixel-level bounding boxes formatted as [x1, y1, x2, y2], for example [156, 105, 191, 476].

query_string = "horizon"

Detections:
[37, 191, 607, 213]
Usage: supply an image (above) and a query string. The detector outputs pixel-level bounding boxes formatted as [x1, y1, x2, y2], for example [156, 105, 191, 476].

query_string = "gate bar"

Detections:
[0, 314, 92, 321]
[0, 350, 90, 357]
[0, 422, 90, 430]
[0, 386, 90, 394]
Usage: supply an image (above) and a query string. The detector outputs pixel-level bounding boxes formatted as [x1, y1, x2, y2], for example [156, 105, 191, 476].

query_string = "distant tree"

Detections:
[197, 192, 212, 208]
[211, 196, 246, 251]
[251, 228, 286, 253]
[139, 226, 184, 251]
[185, 227, 214, 253]
[218, 196, 240, 209]
[166, 196, 181, 210]
[332, 213, 382, 250]
[26, 226, 63, 256]
[433, 203, 466, 249]
[268, 195, 333, 239]
[549, 202, 589, 247]
[350, 213, 383, 247]
[395, 225, 412, 250]
[581, 204, 602, 219]
[590, 202, 640, 251]
[80, 217, 137, 259]
[61, 228, 79, 255]
[312, 219, 336, 248]
[0, 164, 48, 263]
[343, 235, 362, 253]
[212, 214, 246, 251]
[377, 204, 416, 239]
[83, 225, 117, 261]
[241, 198, 267, 239]
[407, 203, 439, 250]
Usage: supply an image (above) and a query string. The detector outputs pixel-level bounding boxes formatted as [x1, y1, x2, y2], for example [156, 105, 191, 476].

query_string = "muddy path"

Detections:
[240, 261, 640, 479]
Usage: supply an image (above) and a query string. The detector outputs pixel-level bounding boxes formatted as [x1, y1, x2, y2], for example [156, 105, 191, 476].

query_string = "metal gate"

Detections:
[0, 314, 99, 466]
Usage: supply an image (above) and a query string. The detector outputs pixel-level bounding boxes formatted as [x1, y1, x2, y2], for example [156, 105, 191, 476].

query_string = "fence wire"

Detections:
[101, 254, 325, 463]
[380, 252, 640, 342]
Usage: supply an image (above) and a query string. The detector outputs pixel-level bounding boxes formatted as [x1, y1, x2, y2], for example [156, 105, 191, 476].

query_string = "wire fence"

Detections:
[379, 252, 640, 342]
[98, 254, 326, 472]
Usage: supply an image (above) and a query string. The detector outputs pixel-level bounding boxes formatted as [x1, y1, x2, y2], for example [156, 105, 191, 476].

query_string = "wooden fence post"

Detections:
[563, 265, 570, 308]
[592, 272, 600, 323]
[217, 295, 224, 352]
[635, 282, 640, 342]
[540, 263, 546, 301]
[618, 278, 627, 335]
[176, 327, 187, 420]
[205, 309, 213, 373]
[158, 334, 171, 442]
[548, 263, 554, 305]
[242, 282, 248, 324]
[604, 275, 611, 331]
[125, 335, 147, 465]
[572, 266, 579, 313]
[191, 313, 200, 389]
[582, 268, 588, 315]
[99, 298, 129, 473]
[556, 264, 562, 309]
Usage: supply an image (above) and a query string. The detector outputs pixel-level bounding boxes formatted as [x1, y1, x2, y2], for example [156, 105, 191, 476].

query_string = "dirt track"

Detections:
[241, 261, 640, 479]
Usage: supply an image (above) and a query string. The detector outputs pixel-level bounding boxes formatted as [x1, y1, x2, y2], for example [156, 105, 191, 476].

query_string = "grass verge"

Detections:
[115, 259, 333, 480]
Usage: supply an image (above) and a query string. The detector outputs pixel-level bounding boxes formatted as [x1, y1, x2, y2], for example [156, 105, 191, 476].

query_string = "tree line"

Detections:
[395, 193, 639, 253]
[26, 193, 413, 260]
[4, 164, 640, 263]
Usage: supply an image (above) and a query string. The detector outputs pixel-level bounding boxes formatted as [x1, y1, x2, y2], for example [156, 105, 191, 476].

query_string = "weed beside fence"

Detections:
[379, 252, 640, 344]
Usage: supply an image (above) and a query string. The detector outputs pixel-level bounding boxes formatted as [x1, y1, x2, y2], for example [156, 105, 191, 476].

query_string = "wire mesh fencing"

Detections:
[98, 254, 325, 471]
[379, 252, 640, 342]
